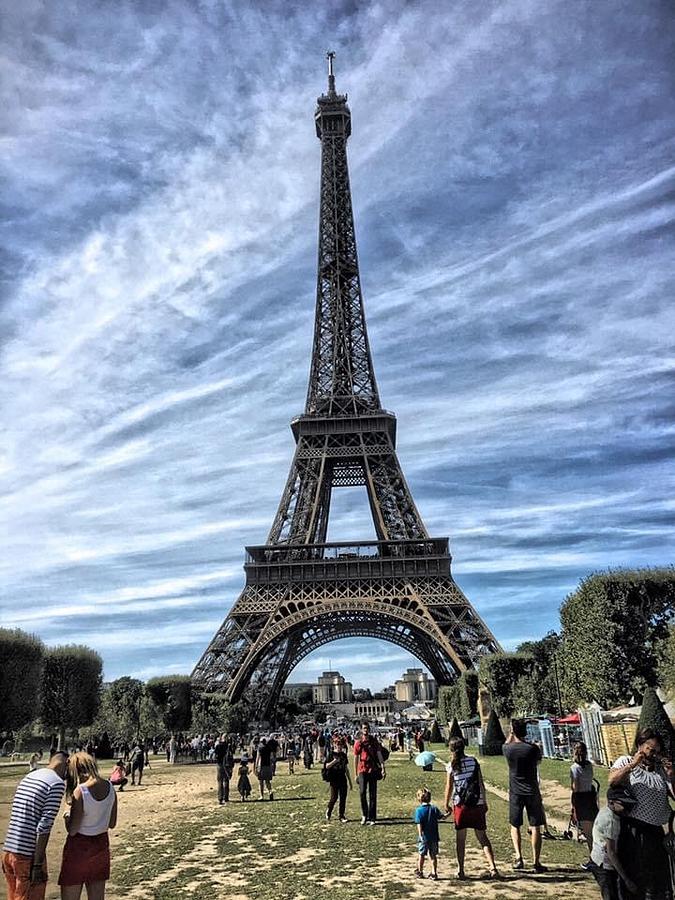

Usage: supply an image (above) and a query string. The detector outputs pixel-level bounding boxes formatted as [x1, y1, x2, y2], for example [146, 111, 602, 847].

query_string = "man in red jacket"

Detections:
[353, 722, 386, 825]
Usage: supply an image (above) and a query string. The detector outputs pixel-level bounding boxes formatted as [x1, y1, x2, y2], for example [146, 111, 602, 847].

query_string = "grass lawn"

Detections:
[1, 753, 599, 900]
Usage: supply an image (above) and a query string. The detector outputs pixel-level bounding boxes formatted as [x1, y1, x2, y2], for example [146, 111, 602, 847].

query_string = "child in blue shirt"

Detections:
[413, 786, 446, 880]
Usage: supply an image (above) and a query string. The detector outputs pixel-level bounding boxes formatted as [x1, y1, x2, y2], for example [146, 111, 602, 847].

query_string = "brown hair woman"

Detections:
[443, 737, 498, 880]
[569, 741, 598, 866]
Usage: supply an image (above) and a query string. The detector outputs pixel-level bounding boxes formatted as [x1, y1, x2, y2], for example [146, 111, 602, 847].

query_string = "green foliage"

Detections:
[457, 670, 479, 720]
[449, 717, 463, 740]
[40, 645, 103, 745]
[436, 672, 479, 725]
[146, 676, 192, 732]
[478, 653, 534, 718]
[560, 568, 674, 707]
[513, 631, 563, 715]
[190, 693, 230, 734]
[436, 685, 459, 725]
[637, 687, 673, 759]
[272, 695, 301, 727]
[189, 693, 251, 735]
[92, 677, 163, 742]
[656, 624, 675, 694]
[429, 719, 442, 743]
[0, 629, 44, 733]
[294, 686, 314, 706]
[482, 709, 506, 755]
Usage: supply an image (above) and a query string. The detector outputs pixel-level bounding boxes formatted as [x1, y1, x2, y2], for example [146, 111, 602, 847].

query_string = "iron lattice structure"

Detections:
[192, 55, 500, 715]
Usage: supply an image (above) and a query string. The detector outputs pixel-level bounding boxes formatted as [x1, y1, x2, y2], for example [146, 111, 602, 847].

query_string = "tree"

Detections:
[40, 645, 103, 749]
[449, 717, 463, 741]
[637, 687, 673, 759]
[429, 719, 442, 743]
[145, 676, 192, 733]
[656, 625, 675, 694]
[560, 569, 674, 708]
[436, 685, 460, 725]
[457, 671, 479, 721]
[271, 696, 301, 727]
[191, 692, 230, 734]
[436, 672, 479, 726]
[0, 629, 44, 734]
[482, 710, 506, 755]
[93, 677, 144, 742]
[478, 653, 534, 718]
[514, 631, 563, 715]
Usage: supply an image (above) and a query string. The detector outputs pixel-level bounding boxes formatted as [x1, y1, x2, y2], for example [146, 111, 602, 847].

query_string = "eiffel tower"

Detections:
[192, 54, 500, 716]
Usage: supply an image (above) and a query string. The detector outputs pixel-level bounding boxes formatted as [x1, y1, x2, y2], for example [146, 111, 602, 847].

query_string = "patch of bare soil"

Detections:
[376, 846, 585, 898]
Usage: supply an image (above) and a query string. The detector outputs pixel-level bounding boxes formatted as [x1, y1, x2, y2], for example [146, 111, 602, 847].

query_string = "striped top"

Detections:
[2, 768, 65, 856]
[611, 755, 672, 826]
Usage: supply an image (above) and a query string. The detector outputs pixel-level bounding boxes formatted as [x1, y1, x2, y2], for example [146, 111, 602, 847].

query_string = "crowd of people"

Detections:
[2, 720, 674, 899]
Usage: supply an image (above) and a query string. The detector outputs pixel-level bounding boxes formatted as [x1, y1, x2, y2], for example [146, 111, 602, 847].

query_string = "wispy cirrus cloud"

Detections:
[1, 0, 673, 690]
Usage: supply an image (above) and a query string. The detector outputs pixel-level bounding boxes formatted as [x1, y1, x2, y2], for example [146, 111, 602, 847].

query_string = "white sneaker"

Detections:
[366, 820, 375, 826]
[360, 816, 367, 825]
[339, 817, 348, 823]
[325, 810, 330, 821]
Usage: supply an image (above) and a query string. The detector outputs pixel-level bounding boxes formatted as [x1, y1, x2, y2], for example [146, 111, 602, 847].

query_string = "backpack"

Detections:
[380, 745, 390, 762]
[456, 760, 481, 807]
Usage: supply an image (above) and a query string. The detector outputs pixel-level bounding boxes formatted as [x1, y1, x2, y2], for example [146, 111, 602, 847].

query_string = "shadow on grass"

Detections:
[371, 816, 414, 825]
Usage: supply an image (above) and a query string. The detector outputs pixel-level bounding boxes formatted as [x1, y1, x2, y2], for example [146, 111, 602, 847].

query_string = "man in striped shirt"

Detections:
[2, 750, 68, 900]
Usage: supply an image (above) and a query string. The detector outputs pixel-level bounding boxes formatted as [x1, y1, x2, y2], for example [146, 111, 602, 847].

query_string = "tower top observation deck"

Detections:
[315, 50, 351, 139]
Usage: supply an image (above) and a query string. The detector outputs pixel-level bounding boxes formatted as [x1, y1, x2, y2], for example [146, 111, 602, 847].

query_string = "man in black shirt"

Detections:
[502, 718, 546, 873]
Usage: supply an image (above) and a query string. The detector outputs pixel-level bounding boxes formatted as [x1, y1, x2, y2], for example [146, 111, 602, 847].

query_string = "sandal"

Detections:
[414, 870, 423, 879]
[513, 858, 524, 870]
[488, 868, 500, 879]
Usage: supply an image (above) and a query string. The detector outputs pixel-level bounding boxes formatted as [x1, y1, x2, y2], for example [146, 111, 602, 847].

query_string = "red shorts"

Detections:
[58, 833, 110, 886]
[453, 804, 487, 831]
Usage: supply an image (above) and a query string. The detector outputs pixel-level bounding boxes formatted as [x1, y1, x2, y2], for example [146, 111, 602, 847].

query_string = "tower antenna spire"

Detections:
[326, 49, 336, 95]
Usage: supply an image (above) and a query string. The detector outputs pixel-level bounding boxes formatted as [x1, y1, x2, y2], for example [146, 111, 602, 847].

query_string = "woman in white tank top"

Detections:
[58, 751, 118, 900]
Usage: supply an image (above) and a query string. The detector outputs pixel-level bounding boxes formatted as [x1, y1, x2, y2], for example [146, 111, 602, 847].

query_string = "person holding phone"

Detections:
[502, 719, 546, 873]
[608, 728, 674, 899]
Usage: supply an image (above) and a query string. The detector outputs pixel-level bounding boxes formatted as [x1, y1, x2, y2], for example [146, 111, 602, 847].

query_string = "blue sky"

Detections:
[1, 1, 674, 691]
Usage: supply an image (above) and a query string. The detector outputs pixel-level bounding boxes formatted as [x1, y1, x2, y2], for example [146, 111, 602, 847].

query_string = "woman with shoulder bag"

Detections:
[323, 736, 353, 823]
[444, 737, 498, 880]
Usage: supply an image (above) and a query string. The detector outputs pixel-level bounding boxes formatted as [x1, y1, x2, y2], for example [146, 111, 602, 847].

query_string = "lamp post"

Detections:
[553, 653, 564, 719]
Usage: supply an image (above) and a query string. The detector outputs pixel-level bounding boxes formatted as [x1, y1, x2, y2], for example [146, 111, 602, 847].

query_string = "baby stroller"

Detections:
[563, 778, 600, 842]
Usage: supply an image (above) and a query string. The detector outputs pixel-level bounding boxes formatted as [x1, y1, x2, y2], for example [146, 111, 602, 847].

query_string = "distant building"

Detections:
[394, 668, 437, 703]
[281, 682, 313, 701]
[312, 671, 353, 704]
[354, 698, 395, 720]
[352, 687, 372, 701]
